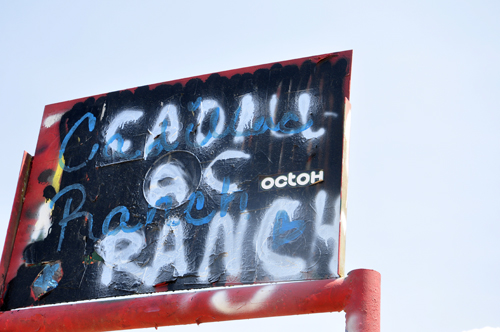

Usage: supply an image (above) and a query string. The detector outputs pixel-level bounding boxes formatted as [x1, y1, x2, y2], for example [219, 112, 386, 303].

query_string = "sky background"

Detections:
[1, 1, 499, 332]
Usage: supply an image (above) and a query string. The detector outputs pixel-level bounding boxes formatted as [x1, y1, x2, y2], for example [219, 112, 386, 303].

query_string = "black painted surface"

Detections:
[2, 57, 350, 310]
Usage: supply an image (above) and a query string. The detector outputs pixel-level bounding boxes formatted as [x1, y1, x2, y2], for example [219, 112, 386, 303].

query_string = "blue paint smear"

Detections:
[145, 120, 179, 157]
[272, 210, 305, 250]
[33, 263, 60, 294]
[166, 219, 180, 227]
[184, 97, 314, 148]
[145, 197, 173, 226]
[102, 206, 142, 236]
[184, 191, 216, 226]
[103, 133, 142, 160]
[146, 206, 157, 226]
[195, 192, 205, 210]
[49, 184, 89, 251]
[187, 97, 202, 112]
[156, 196, 173, 211]
[58, 112, 98, 172]
[184, 123, 196, 147]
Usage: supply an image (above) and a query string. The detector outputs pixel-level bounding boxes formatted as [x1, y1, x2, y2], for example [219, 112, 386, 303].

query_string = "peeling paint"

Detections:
[31, 262, 63, 299]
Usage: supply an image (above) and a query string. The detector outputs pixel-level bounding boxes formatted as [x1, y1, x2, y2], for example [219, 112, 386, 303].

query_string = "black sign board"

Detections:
[1, 51, 352, 310]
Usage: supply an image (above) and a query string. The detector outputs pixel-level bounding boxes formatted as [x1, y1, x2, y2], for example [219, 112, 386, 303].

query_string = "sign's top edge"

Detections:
[43, 50, 353, 112]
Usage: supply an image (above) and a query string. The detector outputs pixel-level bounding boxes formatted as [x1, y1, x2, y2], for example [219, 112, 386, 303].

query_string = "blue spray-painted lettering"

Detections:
[195, 193, 204, 210]
[185, 98, 314, 147]
[102, 206, 142, 236]
[147, 205, 181, 227]
[145, 119, 180, 157]
[145, 205, 157, 226]
[184, 191, 216, 226]
[187, 97, 202, 113]
[49, 184, 92, 251]
[166, 219, 181, 226]
[272, 210, 305, 250]
[104, 133, 142, 159]
[222, 104, 313, 137]
[184, 123, 196, 147]
[278, 113, 313, 134]
[145, 198, 172, 225]
[156, 196, 173, 211]
[58, 112, 99, 172]
[185, 109, 218, 147]
[205, 107, 224, 142]
[155, 196, 180, 226]
[86, 213, 98, 241]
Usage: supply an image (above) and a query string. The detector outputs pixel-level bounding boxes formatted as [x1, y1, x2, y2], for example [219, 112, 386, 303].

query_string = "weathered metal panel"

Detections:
[1, 51, 352, 311]
[0, 269, 381, 332]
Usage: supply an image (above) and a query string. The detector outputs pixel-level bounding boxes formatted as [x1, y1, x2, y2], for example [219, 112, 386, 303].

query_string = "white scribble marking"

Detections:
[312, 190, 339, 275]
[234, 94, 255, 143]
[100, 103, 107, 121]
[97, 223, 188, 287]
[298, 93, 324, 140]
[144, 104, 180, 159]
[142, 220, 187, 286]
[198, 214, 249, 282]
[255, 198, 306, 280]
[270, 94, 285, 138]
[203, 150, 250, 192]
[211, 285, 276, 314]
[145, 161, 190, 207]
[96, 230, 146, 286]
[30, 202, 52, 242]
[105, 110, 143, 152]
[43, 113, 64, 128]
[196, 99, 226, 147]
[323, 111, 338, 117]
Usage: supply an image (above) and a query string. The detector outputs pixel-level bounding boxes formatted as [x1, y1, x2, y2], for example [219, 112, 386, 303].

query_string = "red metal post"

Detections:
[0, 269, 380, 332]
[0, 152, 32, 307]
[344, 269, 381, 332]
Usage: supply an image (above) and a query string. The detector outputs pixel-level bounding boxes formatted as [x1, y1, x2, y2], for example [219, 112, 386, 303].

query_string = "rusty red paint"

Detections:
[0, 269, 380, 332]
[3, 112, 63, 288]
[344, 269, 381, 332]
[0, 151, 32, 307]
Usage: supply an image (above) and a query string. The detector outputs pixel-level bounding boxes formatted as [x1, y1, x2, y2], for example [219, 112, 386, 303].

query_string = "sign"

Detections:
[1, 51, 352, 311]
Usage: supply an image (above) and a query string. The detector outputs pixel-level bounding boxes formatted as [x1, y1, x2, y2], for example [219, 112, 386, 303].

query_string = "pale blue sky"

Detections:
[1, 1, 499, 331]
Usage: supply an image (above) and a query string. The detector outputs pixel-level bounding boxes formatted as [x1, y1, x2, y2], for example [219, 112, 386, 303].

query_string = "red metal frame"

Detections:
[0, 269, 380, 332]
[0, 152, 32, 308]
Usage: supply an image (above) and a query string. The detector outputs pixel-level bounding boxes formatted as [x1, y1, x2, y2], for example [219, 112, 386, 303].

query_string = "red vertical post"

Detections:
[0, 152, 32, 307]
[344, 269, 381, 332]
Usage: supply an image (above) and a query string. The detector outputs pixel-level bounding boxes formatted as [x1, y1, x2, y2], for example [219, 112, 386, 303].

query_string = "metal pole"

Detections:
[0, 269, 380, 331]
[344, 269, 381, 332]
